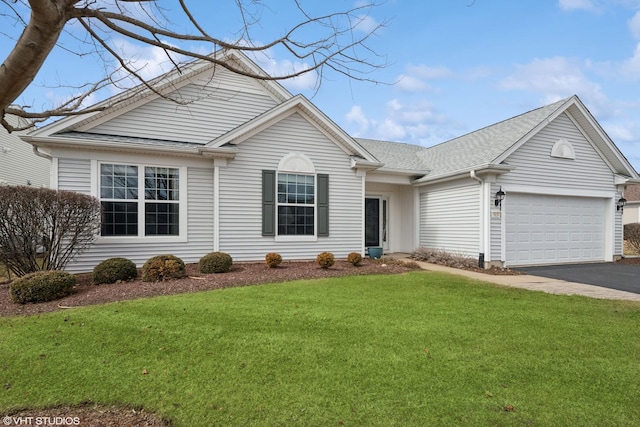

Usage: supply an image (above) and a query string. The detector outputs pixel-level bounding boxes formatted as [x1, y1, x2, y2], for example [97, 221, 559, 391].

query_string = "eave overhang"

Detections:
[412, 163, 513, 187]
[21, 135, 237, 160]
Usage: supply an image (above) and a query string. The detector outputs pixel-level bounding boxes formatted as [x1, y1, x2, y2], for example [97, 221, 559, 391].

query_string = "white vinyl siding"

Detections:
[58, 159, 91, 194]
[505, 194, 606, 266]
[501, 113, 615, 191]
[0, 116, 50, 187]
[218, 112, 362, 260]
[419, 182, 480, 257]
[57, 162, 214, 272]
[89, 69, 278, 144]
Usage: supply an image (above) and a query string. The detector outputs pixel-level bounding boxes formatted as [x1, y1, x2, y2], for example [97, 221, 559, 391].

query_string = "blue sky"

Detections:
[3, 0, 640, 172]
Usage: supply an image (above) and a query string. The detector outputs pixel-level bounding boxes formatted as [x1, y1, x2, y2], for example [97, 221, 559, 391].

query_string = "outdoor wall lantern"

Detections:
[617, 197, 627, 212]
[495, 188, 506, 209]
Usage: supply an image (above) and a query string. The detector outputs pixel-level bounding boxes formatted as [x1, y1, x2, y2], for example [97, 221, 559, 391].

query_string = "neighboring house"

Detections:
[0, 114, 50, 187]
[623, 184, 640, 224]
[21, 51, 640, 272]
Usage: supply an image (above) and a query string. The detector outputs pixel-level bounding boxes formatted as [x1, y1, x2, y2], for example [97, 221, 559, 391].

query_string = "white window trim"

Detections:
[92, 160, 187, 244]
[271, 152, 320, 242]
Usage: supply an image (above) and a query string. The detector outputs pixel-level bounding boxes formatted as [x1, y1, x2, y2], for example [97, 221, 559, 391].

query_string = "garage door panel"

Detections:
[506, 194, 605, 266]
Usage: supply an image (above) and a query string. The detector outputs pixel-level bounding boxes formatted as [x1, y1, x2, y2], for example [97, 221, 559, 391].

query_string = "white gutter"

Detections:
[22, 135, 238, 160]
[32, 145, 52, 160]
[412, 164, 512, 187]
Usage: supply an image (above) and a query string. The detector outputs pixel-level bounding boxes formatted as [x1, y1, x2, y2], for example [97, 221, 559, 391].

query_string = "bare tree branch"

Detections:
[0, 0, 388, 132]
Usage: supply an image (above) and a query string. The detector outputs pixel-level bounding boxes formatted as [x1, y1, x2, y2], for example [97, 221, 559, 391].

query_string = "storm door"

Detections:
[365, 197, 388, 249]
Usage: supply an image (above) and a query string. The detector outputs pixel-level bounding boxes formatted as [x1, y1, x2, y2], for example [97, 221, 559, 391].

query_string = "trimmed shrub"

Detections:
[199, 252, 233, 274]
[92, 257, 138, 285]
[265, 252, 283, 268]
[624, 223, 640, 253]
[347, 252, 363, 266]
[316, 251, 335, 269]
[142, 254, 186, 282]
[10, 270, 76, 304]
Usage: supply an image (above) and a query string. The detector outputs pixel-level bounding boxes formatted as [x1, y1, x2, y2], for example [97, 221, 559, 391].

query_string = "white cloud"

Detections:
[629, 10, 640, 39]
[353, 14, 380, 33]
[558, 0, 597, 11]
[244, 48, 319, 92]
[346, 105, 371, 133]
[620, 42, 640, 79]
[500, 56, 607, 111]
[110, 39, 188, 91]
[394, 64, 452, 93]
[395, 75, 430, 92]
[345, 99, 452, 145]
[406, 65, 452, 80]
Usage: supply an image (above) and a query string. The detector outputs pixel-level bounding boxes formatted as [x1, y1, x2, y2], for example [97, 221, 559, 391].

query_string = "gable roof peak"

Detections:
[29, 49, 294, 137]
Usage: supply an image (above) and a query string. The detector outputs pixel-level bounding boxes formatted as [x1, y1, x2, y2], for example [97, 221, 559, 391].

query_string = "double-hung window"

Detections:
[100, 163, 180, 237]
[277, 173, 315, 235]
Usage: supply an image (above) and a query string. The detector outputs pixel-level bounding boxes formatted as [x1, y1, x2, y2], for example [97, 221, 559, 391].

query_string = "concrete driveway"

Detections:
[517, 263, 640, 295]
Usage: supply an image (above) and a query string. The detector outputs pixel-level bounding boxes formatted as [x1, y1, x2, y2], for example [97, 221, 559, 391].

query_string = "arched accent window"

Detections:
[550, 138, 576, 160]
[262, 153, 329, 238]
[278, 152, 316, 174]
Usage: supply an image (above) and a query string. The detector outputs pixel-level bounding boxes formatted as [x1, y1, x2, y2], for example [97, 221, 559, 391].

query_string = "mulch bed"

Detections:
[0, 259, 414, 318]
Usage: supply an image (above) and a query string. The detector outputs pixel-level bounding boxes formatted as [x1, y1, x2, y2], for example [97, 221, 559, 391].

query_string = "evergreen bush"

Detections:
[10, 270, 76, 304]
[142, 254, 186, 282]
[92, 257, 138, 284]
[199, 252, 233, 274]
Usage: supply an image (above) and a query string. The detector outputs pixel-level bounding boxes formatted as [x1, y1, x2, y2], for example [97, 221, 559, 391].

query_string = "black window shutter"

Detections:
[262, 170, 276, 236]
[317, 173, 329, 237]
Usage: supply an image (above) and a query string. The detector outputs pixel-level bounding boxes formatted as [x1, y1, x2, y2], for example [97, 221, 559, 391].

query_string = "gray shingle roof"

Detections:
[355, 138, 430, 172]
[356, 97, 569, 177]
[56, 131, 203, 149]
[418, 98, 568, 177]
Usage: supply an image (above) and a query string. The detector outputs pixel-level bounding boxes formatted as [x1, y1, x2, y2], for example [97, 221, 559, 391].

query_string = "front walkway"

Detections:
[393, 256, 640, 302]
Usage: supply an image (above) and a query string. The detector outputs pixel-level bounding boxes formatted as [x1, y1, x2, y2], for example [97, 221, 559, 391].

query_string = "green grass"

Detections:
[1, 271, 639, 426]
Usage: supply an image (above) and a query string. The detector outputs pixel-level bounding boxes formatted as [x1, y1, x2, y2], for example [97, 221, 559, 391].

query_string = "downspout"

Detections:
[470, 170, 486, 268]
[32, 145, 52, 160]
[32, 145, 54, 188]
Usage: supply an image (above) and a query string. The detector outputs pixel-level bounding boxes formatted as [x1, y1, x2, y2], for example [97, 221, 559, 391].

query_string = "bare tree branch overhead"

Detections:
[0, 0, 388, 132]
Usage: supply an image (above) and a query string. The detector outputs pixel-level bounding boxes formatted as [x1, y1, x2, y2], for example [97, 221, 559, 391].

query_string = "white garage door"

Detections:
[505, 194, 605, 266]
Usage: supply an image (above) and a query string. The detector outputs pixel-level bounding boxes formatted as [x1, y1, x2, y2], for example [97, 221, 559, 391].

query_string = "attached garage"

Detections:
[505, 193, 606, 266]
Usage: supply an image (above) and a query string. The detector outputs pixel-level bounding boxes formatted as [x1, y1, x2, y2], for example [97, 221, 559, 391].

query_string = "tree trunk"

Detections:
[0, 0, 73, 117]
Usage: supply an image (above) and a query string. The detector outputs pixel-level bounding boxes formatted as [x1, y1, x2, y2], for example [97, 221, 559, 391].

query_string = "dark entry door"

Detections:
[365, 197, 380, 247]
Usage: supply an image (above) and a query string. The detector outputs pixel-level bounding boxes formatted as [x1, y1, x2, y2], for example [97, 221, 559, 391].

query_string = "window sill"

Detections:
[95, 235, 188, 245]
[274, 235, 318, 243]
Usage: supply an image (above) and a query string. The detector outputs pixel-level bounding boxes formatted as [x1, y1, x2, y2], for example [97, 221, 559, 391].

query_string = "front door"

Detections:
[365, 197, 388, 249]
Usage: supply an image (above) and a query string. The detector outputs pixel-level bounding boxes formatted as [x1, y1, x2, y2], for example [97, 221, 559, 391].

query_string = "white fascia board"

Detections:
[569, 101, 640, 179]
[412, 164, 513, 187]
[22, 135, 207, 159]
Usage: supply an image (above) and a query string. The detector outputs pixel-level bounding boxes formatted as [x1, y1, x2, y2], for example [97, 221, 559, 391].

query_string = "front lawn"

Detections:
[1, 271, 639, 426]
